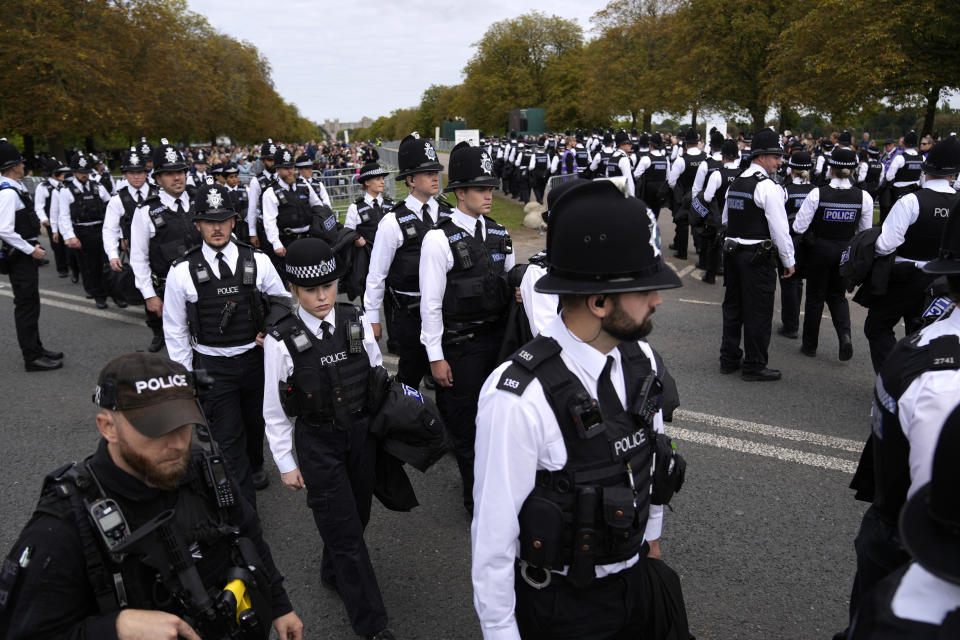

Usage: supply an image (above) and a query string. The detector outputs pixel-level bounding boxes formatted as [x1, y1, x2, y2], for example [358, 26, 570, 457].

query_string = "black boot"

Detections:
[838, 332, 853, 361]
[148, 331, 164, 353]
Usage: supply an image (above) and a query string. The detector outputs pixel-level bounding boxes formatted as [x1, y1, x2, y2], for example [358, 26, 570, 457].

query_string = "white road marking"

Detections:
[0, 287, 144, 326]
[674, 409, 864, 453]
[665, 261, 679, 273]
[678, 298, 720, 306]
[666, 425, 857, 474]
[676, 265, 695, 278]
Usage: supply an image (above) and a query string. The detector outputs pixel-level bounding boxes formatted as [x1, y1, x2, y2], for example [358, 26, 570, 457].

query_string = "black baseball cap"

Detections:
[94, 353, 206, 438]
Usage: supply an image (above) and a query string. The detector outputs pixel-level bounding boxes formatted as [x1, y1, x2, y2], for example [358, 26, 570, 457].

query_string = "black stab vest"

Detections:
[184, 244, 263, 347]
[438, 216, 512, 324]
[67, 181, 106, 224]
[679, 152, 704, 192]
[784, 182, 815, 224]
[273, 179, 312, 230]
[385, 201, 451, 293]
[898, 189, 959, 261]
[0, 184, 40, 243]
[118, 185, 157, 241]
[144, 194, 201, 277]
[725, 174, 771, 240]
[895, 150, 923, 183]
[812, 185, 863, 240]
[643, 152, 668, 184]
[354, 196, 393, 246]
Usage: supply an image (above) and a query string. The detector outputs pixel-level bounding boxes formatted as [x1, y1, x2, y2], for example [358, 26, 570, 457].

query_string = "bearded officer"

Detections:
[472, 179, 689, 640]
[130, 140, 202, 353]
[420, 143, 514, 515]
[864, 137, 960, 372]
[720, 128, 796, 381]
[838, 198, 960, 640]
[363, 133, 450, 388]
[0, 352, 303, 640]
[162, 181, 288, 506]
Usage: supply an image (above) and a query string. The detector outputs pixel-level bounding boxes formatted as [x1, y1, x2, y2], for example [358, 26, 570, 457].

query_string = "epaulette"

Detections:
[267, 312, 300, 343]
[528, 250, 547, 266]
[496, 336, 562, 396]
[171, 244, 201, 266]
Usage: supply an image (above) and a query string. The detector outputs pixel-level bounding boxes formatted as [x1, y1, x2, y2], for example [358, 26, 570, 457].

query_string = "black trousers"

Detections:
[518, 173, 531, 203]
[721, 248, 777, 372]
[642, 184, 665, 222]
[45, 226, 68, 274]
[383, 302, 429, 389]
[847, 505, 911, 628]
[194, 349, 265, 509]
[699, 226, 721, 278]
[74, 224, 108, 300]
[6, 248, 44, 362]
[863, 265, 934, 373]
[673, 212, 689, 258]
[802, 238, 851, 351]
[531, 175, 547, 204]
[295, 416, 387, 638]
[780, 275, 803, 334]
[434, 326, 504, 513]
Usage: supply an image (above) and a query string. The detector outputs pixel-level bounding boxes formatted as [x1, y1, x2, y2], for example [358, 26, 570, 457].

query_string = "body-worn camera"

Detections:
[569, 391, 605, 439]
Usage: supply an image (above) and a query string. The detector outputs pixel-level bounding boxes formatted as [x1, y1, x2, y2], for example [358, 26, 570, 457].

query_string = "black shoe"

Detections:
[701, 273, 716, 284]
[148, 334, 165, 353]
[669, 242, 676, 250]
[720, 362, 741, 374]
[57, 271, 69, 278]
[839, 335, 853, 361]
[113, 298, 128, 309]
[38, 258, 50, 266]
[251, 469, 269, 490]
[368, 630, 397, 640]
[25, 356, 63, 372]
[673, 252, 687, 260]
[800, 345, 817, 357]
[95, 298, 108, 309]
[42, 349, 63, 360]
[70, 273, 79, 283]
[741, 368, 782, 382]
[777, 325, 798, 339]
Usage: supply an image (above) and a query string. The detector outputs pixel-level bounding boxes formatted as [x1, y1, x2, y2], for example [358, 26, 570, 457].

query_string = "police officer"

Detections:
[364, 133, 449, 389]
[587, 132, 615, 180]
[849, 403, 960, 639]
[130, 139, 202, 353]
[221, 162, 250, 242]
[840, 207, 960, 638]
[697, 139, 741, 284]
[864, 136, 960, 372]
[104, 147, 155, 269]
[884, 130, 923, 204]
[667, 127, 705, 260]
[419, 143, 514, 514]
[185, 148, 210, 192]
[778, 151, 815, 336]
[90, 154, 115, 196]
[690, 129, 726, 267]
[720, 128, 796, 381]
[814, 138, 835, 186]
[0, 139, 62, 371]
[472, 179, 689, 640]
[0, 352, 303, 640]
[528, 137, 551, 204]
[857, 145, 885, 199]
[344, 162, 393, 249]
[163, 180, 288, 507]
[601, 130, 635, 197]
[33, 158, 70, 277]
[514, 139, 534, 203]
[246, 139, 278, 250]
[262, 238, 396, 640]
[792, 148, 873, 360]
[211, 161, 225, 185]
[296, 154, 333, 208]
[49, 161, 81, 282]
[633, 132, 670, 220]
[58, 153, 117, 309]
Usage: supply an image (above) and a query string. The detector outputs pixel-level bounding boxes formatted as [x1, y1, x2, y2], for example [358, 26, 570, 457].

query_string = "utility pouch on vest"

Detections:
[749, 239, 774, 265]
[218, 300, 238, 335]
[722, 237, 740, 254]
[518, 496, 564, 570]
[650, 433, 686, 506]
[603, 486, 638, 531]
[568, 486, 598, 588]
[278, 379, 301, 417]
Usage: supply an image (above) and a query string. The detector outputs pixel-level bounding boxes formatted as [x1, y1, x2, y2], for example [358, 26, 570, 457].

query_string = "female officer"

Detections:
[262, 237, 396, 640]
[778, 151, 815, 339]
[792, 148, 873, 360]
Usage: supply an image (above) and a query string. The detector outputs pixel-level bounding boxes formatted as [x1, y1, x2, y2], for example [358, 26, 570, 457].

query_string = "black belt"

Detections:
[515, 543, 650, 590]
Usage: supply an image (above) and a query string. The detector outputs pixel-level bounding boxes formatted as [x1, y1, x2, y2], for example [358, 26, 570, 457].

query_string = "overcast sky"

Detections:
[186, 0, 603, 124]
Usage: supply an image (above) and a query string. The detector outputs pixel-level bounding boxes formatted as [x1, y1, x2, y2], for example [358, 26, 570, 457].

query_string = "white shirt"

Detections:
[162, 241, 289, 369]
[890, 563, 960, 625]
[362, 193, 441, 323]
[616, 151, 635, 197]
[0, 176, 39, 254]
[518, 262, 556, 337]
[721, 164, 796, 267]
[130, 189, 192, 299]
[260, 179, 323, 251]
[245, 169, 275, 230]
[588, 146, 614, 173]
[472, 314, 665, 640]
[311, 178, 332, 208]
[103, 183, 151, 261]
[691, 151, 722, 198]
[418, 209, 517, 362]
[344, 191, 386, 230]
[32, 178, 54, 225]
[875, 179, 956, 264]
[666, 147, 703, 188]
[885, 149, 921, 187]
[262, 305, 382, 473]
[791, 178, 874, 235]
[702, 159, 740, 203]
[58, 177, 111, 240]
[633, 149, 667, 179]
[885, 310, 960, 499]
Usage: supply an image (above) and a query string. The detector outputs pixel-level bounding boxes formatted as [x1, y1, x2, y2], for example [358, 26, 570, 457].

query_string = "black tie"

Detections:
[597, 356, 623, 418]
[474, 219, 483, 240]
[320, 321, 333, 339]
[216, 251, 232, 279]
[373, 200, 382, 217]
[136, 189, 144, 205]
[422, 203, 433, 226]
[175, 198, 185, 215]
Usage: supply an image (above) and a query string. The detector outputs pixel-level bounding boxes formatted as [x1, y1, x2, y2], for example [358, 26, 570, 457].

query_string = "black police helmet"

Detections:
[445, 142, 499, 192]
[721, 139, 740, 160]
[829, 148, 858, 169]
[837, 130, 852, 146]
[396, 133, 444, 181]
[152, 139, 187, 174]
[535, 180, 683, 295]
[615, 129, 630, 146]
[921, 137, 960, 178]
[923, 199, 960, 275]
[904, 130, 918, 147]
[273, 147, 296, 168]
[638, 132, 650, 147]
[0, 138, 24, 172]
[358, 162, 390, 183]
[138, 137, 154, 158]
[284, 237, 345, 286]
[750, 128, 785, 157]
[193, 180, 236, 222]
[70, 153, 93, 174]
[787, 151, 813, 169]
[899, 403, 960, 585]
[684, 128, 699, 144]
[709, 129, 724, 149]
[121, 147, 148, 173]
[261, 139, 278, 157]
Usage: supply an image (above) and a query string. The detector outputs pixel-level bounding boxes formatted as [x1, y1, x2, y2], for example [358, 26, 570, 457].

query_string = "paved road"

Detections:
[0, 215, 888, 639]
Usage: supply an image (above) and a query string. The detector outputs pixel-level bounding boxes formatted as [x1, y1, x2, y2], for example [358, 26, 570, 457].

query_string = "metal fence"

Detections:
[543, 173, 580, 203]
[380, 139, 457, 153]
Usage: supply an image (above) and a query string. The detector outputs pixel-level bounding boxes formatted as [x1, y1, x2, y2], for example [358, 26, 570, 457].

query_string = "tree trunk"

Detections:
[47, 134, 66, 164]
[643, 111, 653, 131]
[630, 110, 637, 130]
[921, 85, 940, 138]
[22, 135, 35, 172]
[690, 107, 698, 130]
[751, 106, 766, 133]
[84, 136, 94, 153]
